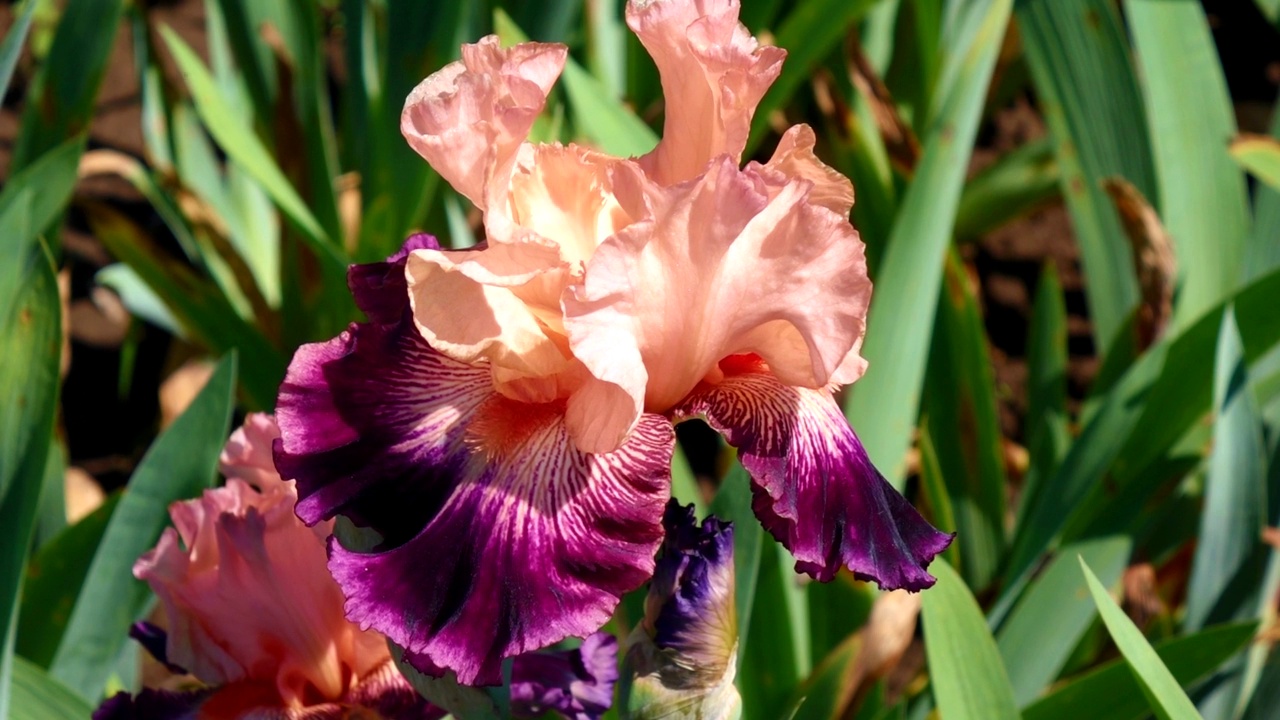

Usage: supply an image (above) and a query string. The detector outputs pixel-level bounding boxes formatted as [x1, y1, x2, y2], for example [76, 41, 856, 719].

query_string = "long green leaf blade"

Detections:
[1017, 0, 1150, 352]
[160, 26, 340, 258]
[924, 251, 1008, 590]
[996, 536, 1131, 706]
[10, 657, 94, 720]
[844, 0, 1014, 487]
[0, 0, 37, 105]
[1185, 307, 1268, 630]
[1125, 0, 1251, 324]
[1081, 557, 1200, 720]
[11, 0, 124, 173]
[48, 354, 238, 701]
[0, 248, 61, 720]
[921, 559, 1020, 720]
[1024, 621, 1256, 720]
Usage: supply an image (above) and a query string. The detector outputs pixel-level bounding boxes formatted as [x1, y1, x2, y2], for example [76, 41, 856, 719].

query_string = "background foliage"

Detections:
[2, 0, 1280, 717]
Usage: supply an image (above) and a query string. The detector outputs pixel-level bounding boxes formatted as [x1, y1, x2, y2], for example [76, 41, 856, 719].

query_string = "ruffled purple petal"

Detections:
[349, 233, 440, 325]
[509, 632, 619, 719]
[274, 245, 491, 542]
[327, 401, 673, 685]
[674, 357, 953, 591]
[646, 501, 736, 683]
[93, 689, 207, 720]
[277, 236, 675, 686]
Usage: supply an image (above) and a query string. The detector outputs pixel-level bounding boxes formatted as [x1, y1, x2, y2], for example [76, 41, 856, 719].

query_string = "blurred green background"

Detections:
[3, 0, 1280, 718]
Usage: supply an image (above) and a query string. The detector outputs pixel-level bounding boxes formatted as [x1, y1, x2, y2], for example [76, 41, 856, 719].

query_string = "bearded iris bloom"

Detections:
[97, 415, 616, 720]
[275, 0, 951, 688]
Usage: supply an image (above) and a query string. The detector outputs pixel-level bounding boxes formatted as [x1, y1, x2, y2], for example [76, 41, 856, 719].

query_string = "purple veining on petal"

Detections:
[273, 306, 490, 544]
[674, 357, 954, 591]
[645, 501, 736, 687]
[92, 689, 207, 720]
[509, 632, 618, 720]
[327, 401, 673, 685]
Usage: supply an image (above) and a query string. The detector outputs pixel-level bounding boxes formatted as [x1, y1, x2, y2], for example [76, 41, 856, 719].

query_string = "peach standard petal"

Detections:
[628, 0, 786, 185]
[750, 124, 854, 217]
[564, 157, 871, 432]
[401, 36, 567, 210]
[405, 239, 576, 389]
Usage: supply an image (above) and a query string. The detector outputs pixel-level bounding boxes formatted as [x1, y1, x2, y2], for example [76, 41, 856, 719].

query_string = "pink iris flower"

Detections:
[275, 0, 951, 688]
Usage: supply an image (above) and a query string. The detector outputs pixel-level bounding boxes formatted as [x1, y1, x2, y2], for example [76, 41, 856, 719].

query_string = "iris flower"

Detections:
[97, 415, 616, 719]
[275, 0, 951, 687]
[621, 502, 741, 719]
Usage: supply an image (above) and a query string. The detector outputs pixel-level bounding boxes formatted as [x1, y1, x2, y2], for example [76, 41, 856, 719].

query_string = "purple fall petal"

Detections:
[326, 402, 673, 685]
[276, 237, 675, 685]
[675, 358, 953, 591]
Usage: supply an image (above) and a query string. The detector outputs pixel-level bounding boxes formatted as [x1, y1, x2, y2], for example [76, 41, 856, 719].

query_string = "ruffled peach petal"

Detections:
[627, 0, 785, 185]
[500, 143, 635, 267]
[135, 477, 390, 706]
[565, 157, 871, 419]
[749, 124, 854, 216]
[401, 36, 567, 210]
[217, 413, 285, 495]
[406, 243, 574, 382]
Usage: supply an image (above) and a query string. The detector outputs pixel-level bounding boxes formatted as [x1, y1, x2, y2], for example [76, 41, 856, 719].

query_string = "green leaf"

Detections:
[0, 136, 88, 306]
[88, 205, 284, 411]
[923, 251, 1008, 589]
[1125, 0, 1251, 324]
[95, 265, 184, 339]
[670, 447, 707, 520]
[1231, 134, 1280, 192]
[11, 0, 123, 174]
[1245, 111, 1280, 280]
[916, 427, 959, 570]
[740, 540, 810, 720]
[921, 559, 1019, 720]
[996, 536, 1131, 706]
[1185, 306, 1268, 630]
[954, 137, 1060, 243]
[9, 657, 94, 720]
[16, 493, 121, 668]
[806, 577, 874, 669]
[48, 354, 238, 701]
[788, 633, 862, 720]
[0, 0, 37, 105]
[1005, 261, 1280, 596]
[745, 0, 880, 155]
[1080, 557, 1201, 720]
[1023, 621, 1256, 720]
[710, 463, 764, 664]
[1185, 306, 1270, 718]
[159, 26, 342, 261]
[843, 0, 1013, 488]
[1017, 262, 1069, 525]
[0, 248, 61, 720]
[1017, 0, 1151, 352]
